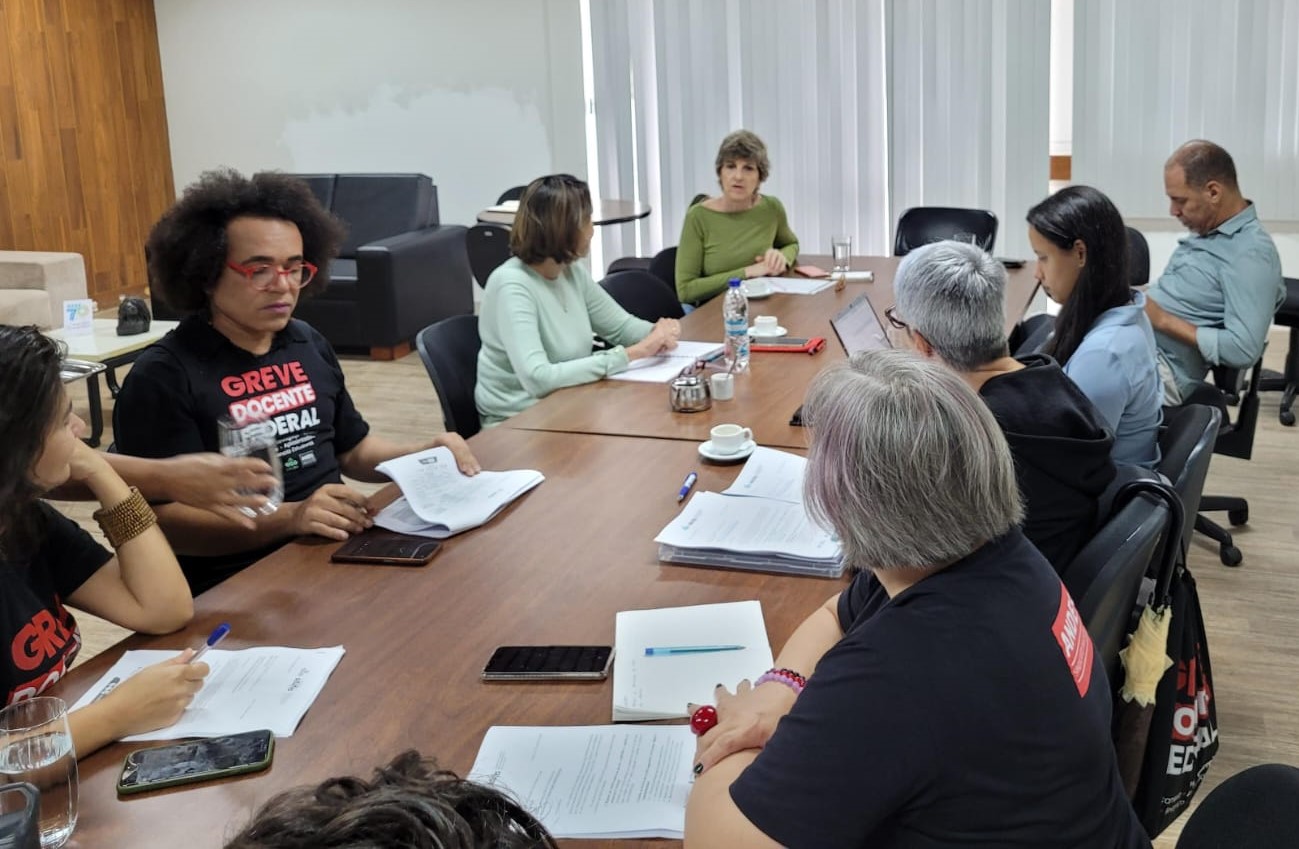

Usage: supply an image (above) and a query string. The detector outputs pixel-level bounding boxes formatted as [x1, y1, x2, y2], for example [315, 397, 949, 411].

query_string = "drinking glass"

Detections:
[831, 234, 852, 273]
[0, 697, 78, 848]
[217, 415, 284, 516]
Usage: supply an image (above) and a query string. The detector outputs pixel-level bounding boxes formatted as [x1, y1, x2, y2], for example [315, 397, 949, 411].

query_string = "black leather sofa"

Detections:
[290, 173, 472, 359]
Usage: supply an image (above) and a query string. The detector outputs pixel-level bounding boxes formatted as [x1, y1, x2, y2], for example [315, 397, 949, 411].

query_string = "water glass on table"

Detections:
[0, 697, 78, 848]
[217, 415, 285, 516]
[831, 234, 853, 274]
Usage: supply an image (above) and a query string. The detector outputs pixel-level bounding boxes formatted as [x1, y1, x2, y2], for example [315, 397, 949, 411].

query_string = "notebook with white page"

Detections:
[609, 340, 724, 384]
[748, 276, 836, 295]
[373, 446, 544, 539]
[613, 600, 773, 721]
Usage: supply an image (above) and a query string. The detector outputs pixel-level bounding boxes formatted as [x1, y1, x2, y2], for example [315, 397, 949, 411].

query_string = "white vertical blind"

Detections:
[1073, 0, 1299, 221]
[886, 0, 1052, 260]
[589, 0, 891, 267]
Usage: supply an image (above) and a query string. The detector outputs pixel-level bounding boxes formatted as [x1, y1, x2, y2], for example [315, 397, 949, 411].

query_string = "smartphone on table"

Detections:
[481, 646, 614, 682]
[116, 729, 274, 795]
[330, 530, 442, 566]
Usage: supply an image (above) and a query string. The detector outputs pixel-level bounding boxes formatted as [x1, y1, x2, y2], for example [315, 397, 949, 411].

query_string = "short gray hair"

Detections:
[893, 241, 1008, 371]
[802, 349, 1023, 573]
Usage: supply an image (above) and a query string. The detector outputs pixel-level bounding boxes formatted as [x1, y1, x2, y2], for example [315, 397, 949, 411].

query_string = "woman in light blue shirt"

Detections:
[1027, 186, 1162, 469]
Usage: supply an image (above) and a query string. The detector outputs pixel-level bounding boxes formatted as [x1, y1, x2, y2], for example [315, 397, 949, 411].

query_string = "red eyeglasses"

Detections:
[225, 261, 318, 291]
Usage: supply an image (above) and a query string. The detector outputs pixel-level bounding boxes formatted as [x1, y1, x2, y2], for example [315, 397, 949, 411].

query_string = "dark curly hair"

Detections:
[1026, 185, 1131, 366]
[146, 169, 346, 312]
[0, 325, 67, 553]
[224, 750, 558, 849]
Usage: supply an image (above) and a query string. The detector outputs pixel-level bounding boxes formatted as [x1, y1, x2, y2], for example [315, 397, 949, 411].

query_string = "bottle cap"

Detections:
[728, 277, 742, 287]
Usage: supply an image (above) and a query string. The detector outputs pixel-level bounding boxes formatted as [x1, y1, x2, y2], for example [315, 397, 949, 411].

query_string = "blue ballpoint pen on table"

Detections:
[190, 622, 230, 664]
[677, 471, 698, 503]
[644, 644, 746, 656]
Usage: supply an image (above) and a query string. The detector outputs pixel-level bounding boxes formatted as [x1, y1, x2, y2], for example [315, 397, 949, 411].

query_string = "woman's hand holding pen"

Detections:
[628, 319, 681, 360]
[688, 678, 797, 775]
[102, 651, 210, 739]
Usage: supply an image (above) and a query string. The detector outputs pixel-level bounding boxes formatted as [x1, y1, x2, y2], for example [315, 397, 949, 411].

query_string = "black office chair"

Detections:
[893, 207, 998, 257]
[1061, 483, 1171, 688]
[415, 316, 481, 439]
[496, 186, 526, 205]
[647, 246, 679, 292]
[1174, 358, 1265, 566]
[607, 256, 652, 274]
[1126, 226, 1151, 288]
[1157, 404, 1222, 556]
[1258, 277, 1298, 426]
[600, 270, 685, 322]
[1176, 764, 1299, 848]
[0, 783, 40, 849]
[466, 224, 511, 288]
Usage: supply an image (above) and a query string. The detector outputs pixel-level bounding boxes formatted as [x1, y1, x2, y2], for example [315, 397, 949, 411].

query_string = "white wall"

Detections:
[1048, 0, 1073, 156]
[154, 0, 586, 228]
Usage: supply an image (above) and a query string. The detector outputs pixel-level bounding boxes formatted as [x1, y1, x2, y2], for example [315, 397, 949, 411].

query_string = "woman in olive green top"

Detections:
[675, 130, 800, 305]
[475, 175, 680, 426]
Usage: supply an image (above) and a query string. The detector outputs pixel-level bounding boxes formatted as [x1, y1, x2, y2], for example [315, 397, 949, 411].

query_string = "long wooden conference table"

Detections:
[62, 256, 1037, 847]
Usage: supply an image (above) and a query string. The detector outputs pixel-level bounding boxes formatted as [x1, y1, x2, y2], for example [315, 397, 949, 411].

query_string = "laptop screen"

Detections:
[830, 294, 892, 356]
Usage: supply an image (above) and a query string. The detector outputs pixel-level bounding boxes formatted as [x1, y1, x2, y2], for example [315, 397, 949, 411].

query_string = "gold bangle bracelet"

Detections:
[92, 487, 158, 549]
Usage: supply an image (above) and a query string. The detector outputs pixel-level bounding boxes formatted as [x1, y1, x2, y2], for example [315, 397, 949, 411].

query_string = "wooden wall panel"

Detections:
[0, 0, 173, 300]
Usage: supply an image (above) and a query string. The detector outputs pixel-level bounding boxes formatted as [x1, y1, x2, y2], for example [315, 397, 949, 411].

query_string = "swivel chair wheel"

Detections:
[1219, 544, 1243, 567]
[1282, 410, 1296, 427]
[1228, 507, 1249, 526]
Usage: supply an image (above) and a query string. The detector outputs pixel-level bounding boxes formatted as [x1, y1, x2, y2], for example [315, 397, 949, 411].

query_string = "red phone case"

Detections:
[750, 336, 826, 354]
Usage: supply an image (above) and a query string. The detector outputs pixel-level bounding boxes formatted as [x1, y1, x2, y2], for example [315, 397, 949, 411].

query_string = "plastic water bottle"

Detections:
[723, 277, 750, 373]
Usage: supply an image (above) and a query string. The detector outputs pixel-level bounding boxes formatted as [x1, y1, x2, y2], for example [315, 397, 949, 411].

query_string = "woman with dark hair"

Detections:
[114, 169, 479, 593]
[0, 325, 208, 753]
[1027, 185, 1162, 468]
[475, 174, 680, 426]
[225, 750, 557, 849]
[675, 130, 800, 305]
[683, 350, 1149, 849]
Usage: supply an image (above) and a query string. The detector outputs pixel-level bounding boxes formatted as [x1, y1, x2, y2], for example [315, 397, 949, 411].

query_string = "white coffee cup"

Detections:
[745, 279, 771, 297]
[710, 372, 735, 401]
[753, 315, 779, 333]
[710, 423, 753, 453]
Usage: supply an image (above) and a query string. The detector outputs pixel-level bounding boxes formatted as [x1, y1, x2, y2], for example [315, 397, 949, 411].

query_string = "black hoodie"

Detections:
[979, 354, 1117, 573]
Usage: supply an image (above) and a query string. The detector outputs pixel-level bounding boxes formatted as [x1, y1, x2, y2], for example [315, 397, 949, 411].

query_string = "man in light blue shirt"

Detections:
[1145, 140, 1285, 403]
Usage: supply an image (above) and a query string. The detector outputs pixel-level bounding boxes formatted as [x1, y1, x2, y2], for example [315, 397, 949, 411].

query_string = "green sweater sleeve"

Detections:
[675, 207, 747, 304]
[771, 197, 800, 266]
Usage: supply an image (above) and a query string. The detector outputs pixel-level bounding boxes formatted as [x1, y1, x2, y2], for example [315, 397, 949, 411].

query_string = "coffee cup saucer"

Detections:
[748, 325, 788, 338]
[698, 439, 757, 462]
[745, 285, 773, 299]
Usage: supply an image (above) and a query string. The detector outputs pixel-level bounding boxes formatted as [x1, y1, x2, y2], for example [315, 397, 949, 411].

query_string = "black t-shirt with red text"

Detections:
[113, 317, 370, 592]
[729, 530, 1150, 849]
[2, 503, 111, 706]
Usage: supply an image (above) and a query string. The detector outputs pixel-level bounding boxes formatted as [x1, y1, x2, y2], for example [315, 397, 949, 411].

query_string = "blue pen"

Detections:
[677, 471, 699, 503]
[644, 644, 745, 656]
[190, 622, 230, 664]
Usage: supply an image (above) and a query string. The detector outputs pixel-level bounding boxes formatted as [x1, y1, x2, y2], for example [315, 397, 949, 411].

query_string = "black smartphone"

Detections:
[481, 645, 614, 682]
[331, 530, 441, 566]
[117, 729, 274, 795]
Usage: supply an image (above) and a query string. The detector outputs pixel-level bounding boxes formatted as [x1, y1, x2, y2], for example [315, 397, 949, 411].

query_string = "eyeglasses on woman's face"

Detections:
[884, 305, 909, 331]
[225, 261, 318, 291]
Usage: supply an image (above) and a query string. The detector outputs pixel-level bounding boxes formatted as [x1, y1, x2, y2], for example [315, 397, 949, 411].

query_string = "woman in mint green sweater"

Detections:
[675, 130, 800, 305]
[475, 175, 681, 426]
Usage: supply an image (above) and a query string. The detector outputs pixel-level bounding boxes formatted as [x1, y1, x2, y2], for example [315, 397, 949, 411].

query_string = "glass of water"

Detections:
[1, 697, 78, 848]
[831, 234, 852, 273]
[217, 415, 284, 516]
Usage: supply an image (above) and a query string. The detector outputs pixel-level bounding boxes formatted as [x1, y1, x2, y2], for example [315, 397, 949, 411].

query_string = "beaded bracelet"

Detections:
[92, 487, 158, 549]
[755, 667, 807, 696]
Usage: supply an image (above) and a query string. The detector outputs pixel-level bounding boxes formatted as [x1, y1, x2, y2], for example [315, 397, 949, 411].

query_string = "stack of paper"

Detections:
[613, 600, 774, 721]
[655, 447, 844, 577]
[373, 446, 543, 539]
[70, 646, 345, 740]
[749, 276, 837, 295]
[609, 340, 725, 384]
[469, 725, 695, 839]
[484, 199, 520, 214]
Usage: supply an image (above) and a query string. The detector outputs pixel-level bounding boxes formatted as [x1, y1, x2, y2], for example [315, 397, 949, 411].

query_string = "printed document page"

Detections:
[469, 725, 695, 838]
[655, 492, 839, 559]
[70, 646, 345, 740]
[721, 446, 807, 504]
[613, 601, 773, 721]
[374, 446, 543, 536]
[610, 340, 724, 384]
[749, 276, 836, 295]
